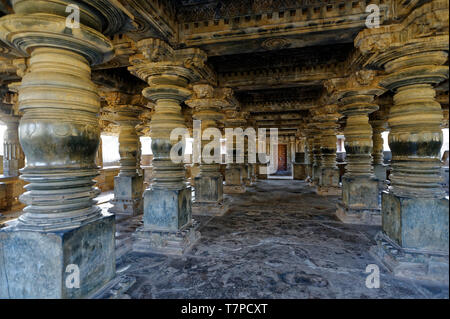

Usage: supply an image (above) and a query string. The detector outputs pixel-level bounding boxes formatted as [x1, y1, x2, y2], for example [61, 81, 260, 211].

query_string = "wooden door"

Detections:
[277, 144, 287, 171]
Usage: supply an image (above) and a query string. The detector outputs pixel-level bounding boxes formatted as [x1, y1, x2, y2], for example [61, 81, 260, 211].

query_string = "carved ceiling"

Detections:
[1, 0, 448, 135]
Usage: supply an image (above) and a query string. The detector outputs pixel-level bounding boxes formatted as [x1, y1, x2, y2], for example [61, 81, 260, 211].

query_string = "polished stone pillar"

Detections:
[310, 125, 322, 186]
[356, 1, 449, 283]
[0, 0, 121, 298]
[106, 93, 144, 218]
[129, 38, 204, 255]
[304, 134, 314, 181]
[1, 115, 24, 177]
[316, 105, 341, 196]
[186, 84, 227, 216]
[223, 108, 246, 194]
[331, 71, 384, 225]
[370, 116, 388, 190]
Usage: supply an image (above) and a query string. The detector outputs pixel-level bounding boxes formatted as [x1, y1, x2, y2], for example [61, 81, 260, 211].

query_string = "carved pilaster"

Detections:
[128, 38, 205, 255]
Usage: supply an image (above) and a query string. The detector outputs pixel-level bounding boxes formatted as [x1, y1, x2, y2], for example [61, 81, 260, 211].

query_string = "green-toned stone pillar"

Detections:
[316, 105, 341, 196]
[356, 1, 449, 284]
[186, 84, 228, 216]
[329, 71, 384, 225]
[0, 0, 124, 298]
[129, 38, 205, 255]
[104, 92, 144, 218]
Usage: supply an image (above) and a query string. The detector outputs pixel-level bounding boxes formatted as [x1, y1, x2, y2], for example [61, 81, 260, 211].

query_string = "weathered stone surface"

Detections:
[337, 176, 381, 225]
[108, 180, 448, 299]
[110, 175, 143, 218]
[0, 213, 115, 299]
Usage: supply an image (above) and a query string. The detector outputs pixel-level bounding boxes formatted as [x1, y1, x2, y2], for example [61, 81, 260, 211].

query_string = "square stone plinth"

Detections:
[0, 213, 115, 299]
[336, 176, 381, 225]
[143, 187, 192, 232]
[370, 231, 449, 285]
[192, 201, 229, 217]
[110, 175, 143, 218]
[293, 163, 307, 180]
[194, 175, 223, 203]
[133, 220, 201, 255]
[317, 168, 340, 196]
[223, 185, 246, 194]
[381, 192, 448, 252]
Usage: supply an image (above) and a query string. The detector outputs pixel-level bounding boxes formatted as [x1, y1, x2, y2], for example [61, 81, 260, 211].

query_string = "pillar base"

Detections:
[109, 175, 143, 218]
[0, 213, 115, 298]
[336, 202, 381, 225]
[132, 220, 200, 256]
[293, 163, 307, 180]
[370, 232, 449, 286]
[381, 192, 448, 253]
[317, 168, 340, 196]
[373, 164, 388, 190]
[317, 186, 341, 196]
[192, 201, 229, 217]
[223, 185, 246, 194]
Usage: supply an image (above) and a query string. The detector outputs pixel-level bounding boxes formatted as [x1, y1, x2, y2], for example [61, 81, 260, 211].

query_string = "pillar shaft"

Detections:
[328, 71, 384, 225]
[18, 48, 103, 230]
[355, 0, 449, 283]
[2, 116, 24, 177]
[0, 0, 119, 298]
[104, 93, 145, 218]
[186, 84, 227, 215]
[128, 38, 204, 254]
[315, 105, 340, 195]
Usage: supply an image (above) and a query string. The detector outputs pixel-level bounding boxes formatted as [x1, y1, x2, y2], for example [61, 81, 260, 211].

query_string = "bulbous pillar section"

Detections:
[1, 115, 24, 177]
[185, 84, 227, 216]
[355, 0, 449, 284]
[329, 71, 384, 225]
[223, 107, 247, 194]
[0, 0, 122, 298]
[104, 92, 144, 218]
[316, 105, 341, 196]
[128, 38, 207, 255]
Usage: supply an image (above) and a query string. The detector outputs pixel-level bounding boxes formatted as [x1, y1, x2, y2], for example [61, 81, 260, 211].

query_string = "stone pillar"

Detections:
[370, 113, 388, 190]
[0, 0, 121, 298]
[304, 133, 315, 181]
[129, 38, 204, 255]
[1, 115, 24, 177]
[105, 92, 144, 218]
[316, 105, 341, 196]
[311, 125, 322, 186]
[327, 71, 384, 225]
[223, 108, 247, 194]
[293, 132, 307, 180]
[96, 136, 104, 168]
[356, 7, 449, 282]
[186, 84, 227, 216]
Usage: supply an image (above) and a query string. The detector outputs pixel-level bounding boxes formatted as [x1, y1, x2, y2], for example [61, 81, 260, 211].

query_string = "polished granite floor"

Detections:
[102, 180, 449, 299]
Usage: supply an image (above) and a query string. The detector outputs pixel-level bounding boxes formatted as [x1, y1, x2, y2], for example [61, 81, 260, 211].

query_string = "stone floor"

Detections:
[103, 180, 448, 299]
